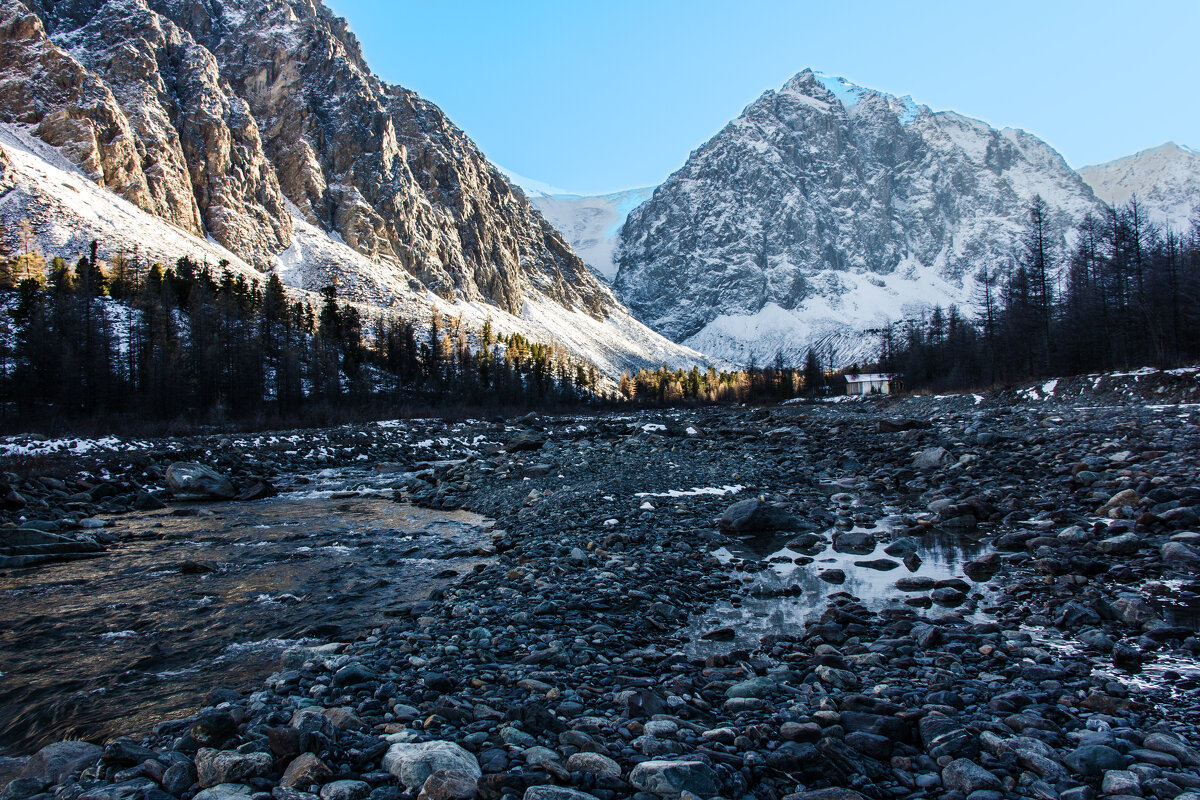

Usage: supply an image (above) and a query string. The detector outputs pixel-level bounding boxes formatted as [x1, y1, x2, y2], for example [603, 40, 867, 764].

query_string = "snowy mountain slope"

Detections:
[0, 122, 711, 377]
[528, 188, 655, 281]
[0, 123, 258, 275]
[1079, 143, 1200, 232]
[0, 0, 710, 376]
[614, 69, 1107, 367]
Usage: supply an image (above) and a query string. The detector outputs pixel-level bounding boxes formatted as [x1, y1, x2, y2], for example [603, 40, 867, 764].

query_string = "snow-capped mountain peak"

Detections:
[1079, 142, 1200, 230]
[613, 67, 1106, 367]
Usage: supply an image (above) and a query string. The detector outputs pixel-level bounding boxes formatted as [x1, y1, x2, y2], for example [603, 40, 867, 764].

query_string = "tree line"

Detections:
[880, 197, 1200, 392]
[616, 351, 851, 405]
[0, 246, 607, 429]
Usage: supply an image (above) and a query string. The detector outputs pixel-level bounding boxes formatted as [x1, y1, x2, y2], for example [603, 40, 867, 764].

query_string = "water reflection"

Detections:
[688, 521, 991, 653]
[0, 470, 492, 756]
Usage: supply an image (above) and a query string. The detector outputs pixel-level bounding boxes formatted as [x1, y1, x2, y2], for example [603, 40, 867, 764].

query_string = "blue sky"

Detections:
[326, 0, 1199, 195]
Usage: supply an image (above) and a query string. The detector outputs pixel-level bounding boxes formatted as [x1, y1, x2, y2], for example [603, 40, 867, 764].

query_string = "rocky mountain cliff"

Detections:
[0, 0, 707, 374]
[614, 70, 1106, 366]
[1079, 142, 1200, 233]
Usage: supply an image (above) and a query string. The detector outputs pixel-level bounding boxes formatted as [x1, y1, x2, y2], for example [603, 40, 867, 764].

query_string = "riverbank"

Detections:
[4, 384, 1200, 800]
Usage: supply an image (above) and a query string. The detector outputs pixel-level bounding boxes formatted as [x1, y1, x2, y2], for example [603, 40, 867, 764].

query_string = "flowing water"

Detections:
[0, 469, 493, 756]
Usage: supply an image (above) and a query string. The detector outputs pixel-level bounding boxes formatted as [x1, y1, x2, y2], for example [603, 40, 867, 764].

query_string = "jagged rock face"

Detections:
[1079, 143, 1200, 232]
[149, 0, 608, 316]
[2, 0, 611, 316]
[0, 0, 154, 213]
[0, 137, 12, 192]
[18, 0, 291, 268]
[615, 69, 1105, 357]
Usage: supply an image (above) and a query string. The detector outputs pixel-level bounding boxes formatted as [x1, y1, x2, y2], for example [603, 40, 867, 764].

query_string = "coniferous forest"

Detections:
[0, 250, 808, 430]
[2, 198, 1197, 429]
[879, 198, 1200, 392]
[0, 249, 608, 430]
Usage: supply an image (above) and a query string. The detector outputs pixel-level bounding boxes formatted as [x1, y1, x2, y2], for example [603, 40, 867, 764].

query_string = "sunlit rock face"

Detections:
[2, 0, 613, 315]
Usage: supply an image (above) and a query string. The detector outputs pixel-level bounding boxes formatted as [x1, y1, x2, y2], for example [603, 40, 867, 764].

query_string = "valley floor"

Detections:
[4, 382, 1200, 800]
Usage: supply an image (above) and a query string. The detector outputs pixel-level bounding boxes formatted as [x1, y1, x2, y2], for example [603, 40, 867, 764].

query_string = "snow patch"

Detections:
[634, 485, 745, 499]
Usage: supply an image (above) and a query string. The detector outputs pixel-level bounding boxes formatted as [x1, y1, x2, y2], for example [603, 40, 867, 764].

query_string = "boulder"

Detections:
[1064, 744, 1128, 777]
[628, 760, 717, 797]
[280, 753, 332, 789]
[418, 769, 478, 800]
[718, 499, 797, 532]
[195, 749, 272, 788]
[17, 741, 101, 785]
[1101, 770, 1141, 795]
[913, 447, 948, 471]
[1161, 541, 1200, 566]
[564, 753, 620, 779]
[725, 676, 777, 699]
[1143, 733, 1200, 766]
[0, 758, 26, 793]
[504, 433, 547, 452]
[236, 480, 278, 501]
[523, 789, 599, 800]
[383, 742, 480, 791]
[815, 666, 858, 690]
[831, 531, 875, 554]
[1099, 489, 1139, 517]
[166, 463, 236, 500]
[920, 715, 978, 760]
[1097, 533, 1140, 555]
[193, 785, 254, 800]
[319, 782, 370, 800]
[941, 759, 1002, 794]
[290, 708, 336, 738]
[940, 758, 998, 796]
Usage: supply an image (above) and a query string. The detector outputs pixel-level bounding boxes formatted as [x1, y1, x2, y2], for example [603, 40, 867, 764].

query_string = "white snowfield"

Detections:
[681, 256, 976, 368]
[0, 123, 710, 378]
[526, 188, 655, 281]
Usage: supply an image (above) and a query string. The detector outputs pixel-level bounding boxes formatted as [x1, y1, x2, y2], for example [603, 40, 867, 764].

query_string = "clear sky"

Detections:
[325, 0, 1199, 196]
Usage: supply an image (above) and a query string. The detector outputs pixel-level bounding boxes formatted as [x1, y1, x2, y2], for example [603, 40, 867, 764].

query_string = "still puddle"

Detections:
[0, 469, 493, 756]
[688, 519, 991, 653]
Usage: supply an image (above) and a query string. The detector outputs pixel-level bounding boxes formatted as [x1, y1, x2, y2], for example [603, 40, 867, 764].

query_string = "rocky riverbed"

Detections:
[4, 376, 1200, 800]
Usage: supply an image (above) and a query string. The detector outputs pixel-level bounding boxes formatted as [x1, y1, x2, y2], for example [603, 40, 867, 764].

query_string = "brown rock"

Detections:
[417, 769, 477, 800]
[0, 1, 152, 210]
[280, 753, 332, 790]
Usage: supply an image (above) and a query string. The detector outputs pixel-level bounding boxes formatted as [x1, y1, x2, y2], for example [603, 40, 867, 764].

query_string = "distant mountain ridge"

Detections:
[526, 188, 654, 281]
[1079, 142, 1200, 232]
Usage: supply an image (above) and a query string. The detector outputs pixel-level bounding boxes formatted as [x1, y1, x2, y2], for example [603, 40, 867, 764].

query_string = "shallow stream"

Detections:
[0, 469, 493, 756]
